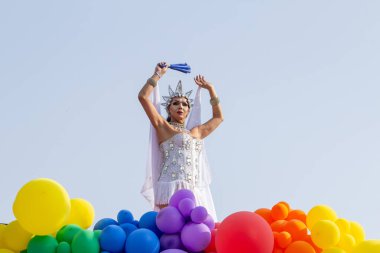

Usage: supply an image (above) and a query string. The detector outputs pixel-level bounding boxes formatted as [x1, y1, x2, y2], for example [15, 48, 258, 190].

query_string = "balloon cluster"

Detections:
[255, 201, 320, 253]
[0, 178, 95, 253]
[1, 178, 380, 253]
[306, 205, 367, 253]
[156, 189, 214, 252]
[254, 202, 379, 253]
[94, 210, 161, 253]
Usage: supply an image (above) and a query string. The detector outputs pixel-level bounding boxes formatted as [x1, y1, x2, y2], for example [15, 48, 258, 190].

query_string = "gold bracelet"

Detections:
[147, 78, 157, 87]
[210, 96, 220, 106]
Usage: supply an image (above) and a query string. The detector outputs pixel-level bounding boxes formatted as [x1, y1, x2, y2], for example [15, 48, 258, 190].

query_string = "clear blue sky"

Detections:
[1, 1, 379, 238]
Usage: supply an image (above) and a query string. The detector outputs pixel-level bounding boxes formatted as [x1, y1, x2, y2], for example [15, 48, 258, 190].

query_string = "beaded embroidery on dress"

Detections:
[155, 131, 203, 205]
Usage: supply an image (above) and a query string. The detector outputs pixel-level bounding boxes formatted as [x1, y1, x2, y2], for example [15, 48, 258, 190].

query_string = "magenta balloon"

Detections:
[181, 222, 211, 252]
[178, 198, 196, 218]
[160, 233, 183, 250]
[169, 189, 196, 208]
[190, 206, 208, 224]
[160, 249, 187, 253]
[203, 214, 215, 230]
[156, 206, 185, 234]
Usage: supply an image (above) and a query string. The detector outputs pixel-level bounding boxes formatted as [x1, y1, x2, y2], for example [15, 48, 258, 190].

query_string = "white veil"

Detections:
[141, 84, 217, 221]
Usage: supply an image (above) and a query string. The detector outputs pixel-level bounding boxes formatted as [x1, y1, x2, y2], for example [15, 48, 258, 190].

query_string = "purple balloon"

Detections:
[169, 189, 196, 208]
[160, 233, 183, 250]
[190, 206, 208, 224]
[156, 206, 185, 234]
[178, 198, 196, 218]
[181, 222, 211, 252]
[160, 249, 188, 253]
[203, 214, 215, 230]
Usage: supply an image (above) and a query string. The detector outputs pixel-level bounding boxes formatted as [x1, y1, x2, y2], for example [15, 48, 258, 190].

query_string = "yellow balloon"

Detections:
[349, 221, 365, 244]
[65, 198, 95, 229]
[321, 247, 346, 253]
[335, 218, 351, 234]
[0, 223, 7, 248]
[13, 178, 71, 235]
[2, 220, 32, 251]
[352, 240, 380, 253]
[338, 233, 356, 252]
[0, 249, 15, 253]
[307, 205, 338, 230]
[311, 220, 340, 249]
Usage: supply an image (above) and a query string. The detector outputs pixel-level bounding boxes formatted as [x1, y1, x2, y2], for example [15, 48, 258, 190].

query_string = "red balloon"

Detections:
[216, 211, 274, 253]
[205, 229, 217, 253]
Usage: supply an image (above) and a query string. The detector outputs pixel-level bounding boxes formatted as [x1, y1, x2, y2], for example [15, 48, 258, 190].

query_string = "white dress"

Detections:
[155, 131, 203, 203]
[141, 85, 217, 221]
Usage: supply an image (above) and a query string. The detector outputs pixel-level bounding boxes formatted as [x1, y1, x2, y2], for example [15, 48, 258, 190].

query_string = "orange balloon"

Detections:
[278, 201, 291, 211]
[284, 219, 308, 241]
[255, 208, 273, 224]
[287, 210, 307, 224]
[285, 241, 316, 253]
[271, 220, 288, 232]
[304, 235, 322, 253]
[275, 231, 292, 248]
[272, 203, 289, 220]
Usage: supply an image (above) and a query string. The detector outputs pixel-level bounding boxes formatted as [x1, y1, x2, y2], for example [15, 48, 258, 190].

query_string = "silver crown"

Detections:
[161, 80, 193, 111]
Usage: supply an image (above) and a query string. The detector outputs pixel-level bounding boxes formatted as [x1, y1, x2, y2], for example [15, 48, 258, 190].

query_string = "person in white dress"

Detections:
[138, 62, 223, 220]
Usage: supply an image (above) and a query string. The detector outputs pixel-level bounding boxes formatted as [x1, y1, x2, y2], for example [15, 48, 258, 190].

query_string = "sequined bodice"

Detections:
[158, 132, 202, 185]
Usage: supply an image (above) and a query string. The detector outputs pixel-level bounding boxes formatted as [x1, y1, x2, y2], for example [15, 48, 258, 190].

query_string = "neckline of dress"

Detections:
[159, 132, 200, 146]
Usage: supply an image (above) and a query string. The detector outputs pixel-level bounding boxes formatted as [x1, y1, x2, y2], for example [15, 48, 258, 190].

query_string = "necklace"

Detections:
[169, 121, 186, 132]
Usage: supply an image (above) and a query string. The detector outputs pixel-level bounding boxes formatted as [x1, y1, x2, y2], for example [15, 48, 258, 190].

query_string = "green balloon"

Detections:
[71, 230, 99, 253]
[93, 230, 102, 240]
[27, 235, 58, 253]
[56, 224, 83, 243]
[56, 241, 71, 253]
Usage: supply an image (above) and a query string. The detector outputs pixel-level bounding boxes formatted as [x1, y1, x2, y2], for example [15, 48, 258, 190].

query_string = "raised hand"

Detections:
[154, 62, 169, 78]
[194, 75, 213, 90]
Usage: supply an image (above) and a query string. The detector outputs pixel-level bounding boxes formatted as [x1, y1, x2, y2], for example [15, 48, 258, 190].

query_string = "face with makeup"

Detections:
[167, 97, 190, 124]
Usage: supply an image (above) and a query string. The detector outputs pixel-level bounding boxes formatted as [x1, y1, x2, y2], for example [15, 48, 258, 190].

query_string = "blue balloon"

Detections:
[99, 225, 126, 253]
[125, 229, 160, 253]
[139, 211, 162, 237]
[117, 209, 134, 224]
[132, 220, 140, 227]
[94, 218, 118, 231]
[120, 223, 138, 239]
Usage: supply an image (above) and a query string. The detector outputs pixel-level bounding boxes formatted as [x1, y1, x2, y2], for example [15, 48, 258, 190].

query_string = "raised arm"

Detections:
[138, 62, 168, 129]
[191, 75, 224, 139]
